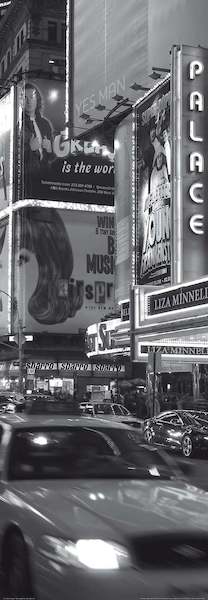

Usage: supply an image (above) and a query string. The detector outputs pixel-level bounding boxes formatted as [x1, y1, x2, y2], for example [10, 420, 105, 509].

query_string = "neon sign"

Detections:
[188, 59, 204, 235]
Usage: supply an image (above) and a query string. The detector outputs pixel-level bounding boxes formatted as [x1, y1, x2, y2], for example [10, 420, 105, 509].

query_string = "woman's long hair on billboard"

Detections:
[18, 207, 84, 324]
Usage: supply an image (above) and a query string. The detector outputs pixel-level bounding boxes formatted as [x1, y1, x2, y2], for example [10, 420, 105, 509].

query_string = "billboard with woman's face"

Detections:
[0, 218, 9, 334]
[13, 207, 115, 333]
[16, 78, 114, 206]
[134, 77, 171, 286]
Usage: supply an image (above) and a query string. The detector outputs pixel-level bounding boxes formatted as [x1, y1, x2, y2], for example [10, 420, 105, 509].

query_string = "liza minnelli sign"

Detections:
[134, 78, 171, 286]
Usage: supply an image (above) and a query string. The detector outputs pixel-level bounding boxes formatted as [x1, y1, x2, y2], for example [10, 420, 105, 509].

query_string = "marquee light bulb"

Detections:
[102, 148, 110, 156]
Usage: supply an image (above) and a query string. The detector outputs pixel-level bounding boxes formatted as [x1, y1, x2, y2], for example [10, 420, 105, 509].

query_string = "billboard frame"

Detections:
[132, 74, 171, 288]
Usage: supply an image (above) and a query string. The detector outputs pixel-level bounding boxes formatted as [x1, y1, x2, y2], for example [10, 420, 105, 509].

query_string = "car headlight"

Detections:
[38, 535, 131, 570]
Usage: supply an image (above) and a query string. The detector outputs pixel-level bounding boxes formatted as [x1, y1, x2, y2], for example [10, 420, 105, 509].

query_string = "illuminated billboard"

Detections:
[16, 78, 114, 206]
[13, 207, 115, 333]
[0, 90, 14, 209]
[134, 77, 171, 286]
[172, 45, 208, 284]
[86, 318, 121, 356]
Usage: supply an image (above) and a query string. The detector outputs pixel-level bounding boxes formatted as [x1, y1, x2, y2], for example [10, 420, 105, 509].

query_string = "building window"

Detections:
[61, 22, 65, 44]
[48, 20, 57, 43]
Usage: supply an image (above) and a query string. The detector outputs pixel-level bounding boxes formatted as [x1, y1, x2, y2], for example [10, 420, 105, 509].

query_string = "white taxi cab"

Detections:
[0, 414, 208, 599]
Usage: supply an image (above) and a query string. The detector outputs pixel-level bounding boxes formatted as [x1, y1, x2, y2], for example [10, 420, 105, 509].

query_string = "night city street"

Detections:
[1, 0, 208, 598]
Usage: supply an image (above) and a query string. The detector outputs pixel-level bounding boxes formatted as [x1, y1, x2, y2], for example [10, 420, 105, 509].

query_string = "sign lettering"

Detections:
[148, 280, 208, 315]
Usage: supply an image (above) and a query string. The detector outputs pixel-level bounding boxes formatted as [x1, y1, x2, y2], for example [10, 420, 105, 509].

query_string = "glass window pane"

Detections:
[48, 21, 57, 43]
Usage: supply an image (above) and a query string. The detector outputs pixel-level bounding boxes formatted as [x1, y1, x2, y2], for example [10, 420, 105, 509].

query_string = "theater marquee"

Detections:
[172, 44, 208, 284]
[148, 279, 208, 316]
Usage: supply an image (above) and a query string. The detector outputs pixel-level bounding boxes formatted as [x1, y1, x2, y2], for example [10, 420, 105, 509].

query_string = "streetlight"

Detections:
[0, 289, 24, 395]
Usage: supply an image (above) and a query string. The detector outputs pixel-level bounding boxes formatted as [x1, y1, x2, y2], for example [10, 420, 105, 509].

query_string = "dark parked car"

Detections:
[143, 410, 208, 458]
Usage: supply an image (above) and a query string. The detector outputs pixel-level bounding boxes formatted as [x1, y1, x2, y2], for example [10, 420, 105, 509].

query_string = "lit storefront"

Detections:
[131, 278, 208, 398]
[25, 359, 127, 400]
[0, 357, 128, 399]
[86, 316, 130, 397]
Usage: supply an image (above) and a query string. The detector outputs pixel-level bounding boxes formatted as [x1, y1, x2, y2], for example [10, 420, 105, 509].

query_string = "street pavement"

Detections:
[177, 454, 208, 491]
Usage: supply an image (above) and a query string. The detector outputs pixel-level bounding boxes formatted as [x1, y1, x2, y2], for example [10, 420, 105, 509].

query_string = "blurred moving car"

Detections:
[93, 402, 144, 430]
[1, 415, 208, 598]
[144, 410, 208, 458]
[0, 399, 9, 414]
[25, 398, 81, 415]
[4, 401, 16, 414]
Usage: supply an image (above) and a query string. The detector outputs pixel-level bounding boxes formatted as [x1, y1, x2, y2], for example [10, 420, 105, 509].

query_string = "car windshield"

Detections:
[8, 426, 179, 481]
[121, 406, 131, 415]
[181, 412, 208, 426]
[185, 412, 208, 427]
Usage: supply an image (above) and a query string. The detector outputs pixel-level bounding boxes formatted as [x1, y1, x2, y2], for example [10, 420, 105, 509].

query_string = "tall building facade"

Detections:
[0, 0, 118, 397]
[2, 0, 208, 398]
[0, 0, 65, 86]
[77, 0, 208, 398]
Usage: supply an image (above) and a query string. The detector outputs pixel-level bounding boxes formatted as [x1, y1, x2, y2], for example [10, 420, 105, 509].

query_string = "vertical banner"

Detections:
[115, 114, 132, 303]
[172, 45, 208, 284]
[0, 91, 13, 209]
[13, 207, 115, 334]
[0, 218, 9, 334]
[134, 78, 171, 286]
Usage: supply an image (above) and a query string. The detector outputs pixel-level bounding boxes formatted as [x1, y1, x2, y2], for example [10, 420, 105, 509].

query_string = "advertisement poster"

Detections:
[135, 78, 171, 286]
[0, 218, 9, 334]
[13, 208, 115, 333]
[0, 92, 13, 210]
[16, 78, 114, 206]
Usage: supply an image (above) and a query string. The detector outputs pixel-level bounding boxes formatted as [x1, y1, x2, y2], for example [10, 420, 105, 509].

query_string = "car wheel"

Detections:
[144, 428, 153, 444]
[3, 531, 34, 598]
[182, 434, 193, 458]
